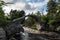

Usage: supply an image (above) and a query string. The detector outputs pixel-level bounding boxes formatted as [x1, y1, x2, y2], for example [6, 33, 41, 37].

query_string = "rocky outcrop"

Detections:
[23, 27, 60, 40]
[28, 32, 60, 40]
[0, 28, 6, 40]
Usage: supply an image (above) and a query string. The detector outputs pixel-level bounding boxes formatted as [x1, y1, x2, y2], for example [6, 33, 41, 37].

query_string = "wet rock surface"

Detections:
[0, 28, 6, 40]
[23, 27, 60, 40]
[0, 27, 60, 40]
[28, 33, 60, 40]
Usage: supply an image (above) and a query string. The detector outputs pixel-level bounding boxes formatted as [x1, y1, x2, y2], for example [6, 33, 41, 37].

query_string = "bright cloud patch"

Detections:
[3, 0, 13, 2]
[3, 0, 49, 15]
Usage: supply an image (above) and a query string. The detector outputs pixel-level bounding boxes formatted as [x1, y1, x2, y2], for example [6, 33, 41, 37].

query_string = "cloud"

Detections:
[12, 2, 25, 10]
[28, 2, 43, 8]
[3, 0, 13, 2]
[3, 2, 26, 13]
[45, 0, 49, 2]
[3, 0, 49, 15]
[3, 6, 11, 14]
[43, 10, 48, 15]
[24, 2, 43, 10]
[25, 3, 31, 10]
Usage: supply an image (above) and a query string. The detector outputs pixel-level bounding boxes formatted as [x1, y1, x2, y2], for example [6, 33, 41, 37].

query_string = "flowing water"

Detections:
[20, 31, 29, 40]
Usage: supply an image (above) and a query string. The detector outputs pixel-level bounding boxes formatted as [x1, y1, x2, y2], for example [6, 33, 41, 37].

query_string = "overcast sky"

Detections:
[3, 0, 49, 15]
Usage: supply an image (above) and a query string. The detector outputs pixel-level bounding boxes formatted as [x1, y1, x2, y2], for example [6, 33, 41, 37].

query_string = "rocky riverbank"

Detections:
[28, 33, 60, 40]
[0, 28, 6, 40]
[23, 27, 60, 40]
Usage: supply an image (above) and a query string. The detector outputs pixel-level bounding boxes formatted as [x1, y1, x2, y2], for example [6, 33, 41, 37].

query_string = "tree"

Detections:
[58, 0, 60, 11]
[24, 11, 42, 29]
[42, 0, 58, 31]
[47, 0, 57, 20]
[24, 13, 35, 27]
[56, 0, 60, 19]
[9, 10, 25, 24]
[0, 0, 8, 28]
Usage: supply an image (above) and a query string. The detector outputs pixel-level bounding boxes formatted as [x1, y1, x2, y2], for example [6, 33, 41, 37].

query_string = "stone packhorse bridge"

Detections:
[0, 15, 60, 40]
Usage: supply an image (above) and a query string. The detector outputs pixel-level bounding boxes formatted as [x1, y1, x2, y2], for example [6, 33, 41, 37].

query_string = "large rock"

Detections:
[0, 28, 6, 40]
[28, 32, 60, 40]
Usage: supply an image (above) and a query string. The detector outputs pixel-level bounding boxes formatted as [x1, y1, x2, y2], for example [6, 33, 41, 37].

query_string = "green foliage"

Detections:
[0, 0, 5, 6]
[47, 0, 57, 20]
[47, 0, 58, 24]
[24, 11, 41, 28]
[0, 1, 8, 28]
[9, 10, 25, 24]
[43, 0, 60, 31]
[41, 16, 47, 23]
[40, 0, 58, 31]
[35, 11, 41, 16]
[10, 10, 25, 20]
[55, 0, 60, 20]
[25, 16, 35, 27]
[31, 24, 37, 29]
[48, 20, 55, 24]
[58, 0, 60, 10]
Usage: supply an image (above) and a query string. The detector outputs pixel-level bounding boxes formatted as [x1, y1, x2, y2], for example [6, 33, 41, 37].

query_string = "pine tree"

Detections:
[43, 0, 57, 31]
[56, 0, 60, 19]
[47, 0, 57, 20]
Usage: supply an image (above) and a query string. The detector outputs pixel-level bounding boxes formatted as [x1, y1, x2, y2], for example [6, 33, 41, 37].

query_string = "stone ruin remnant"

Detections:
[0, 15, 28, 40]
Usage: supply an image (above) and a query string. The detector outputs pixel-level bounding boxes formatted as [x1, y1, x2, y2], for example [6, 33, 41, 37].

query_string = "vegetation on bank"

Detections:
[0, 0, 60, 32]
